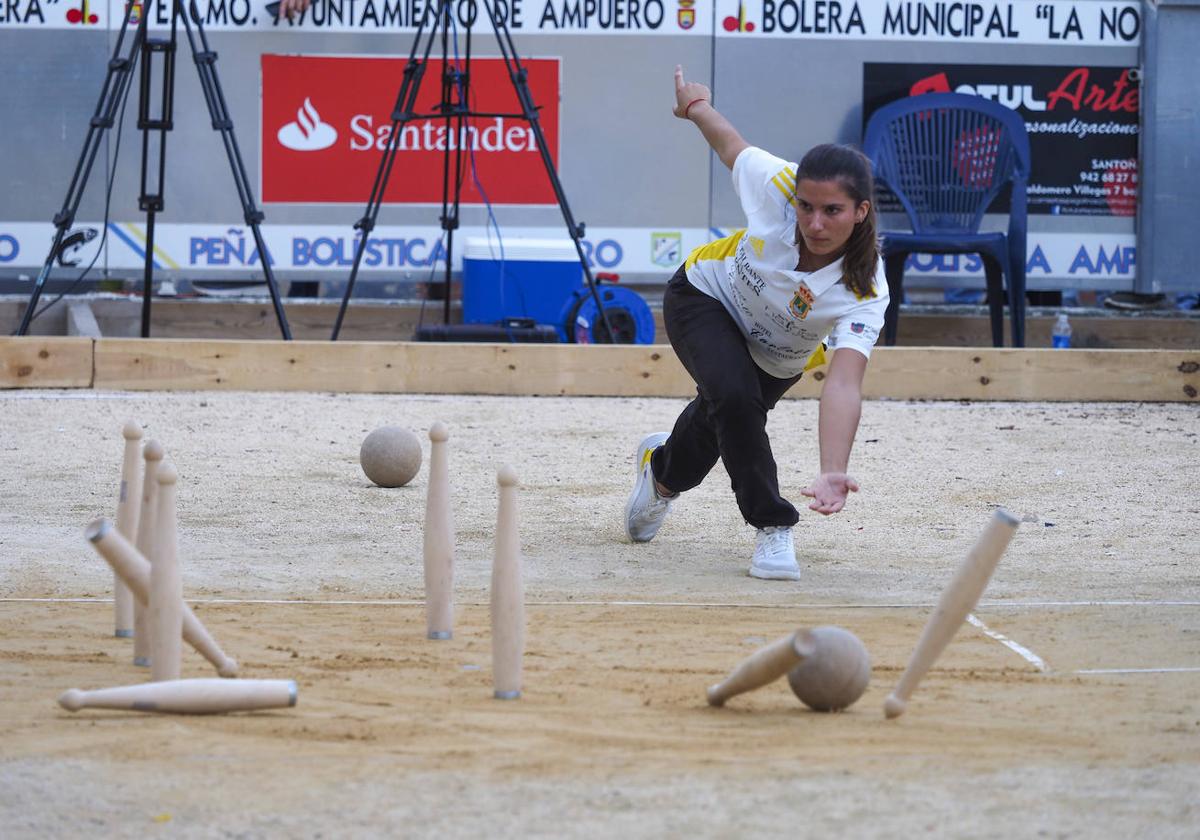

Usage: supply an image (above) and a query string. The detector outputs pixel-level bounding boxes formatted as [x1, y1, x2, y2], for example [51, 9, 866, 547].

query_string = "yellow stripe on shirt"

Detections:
[685, 229, 746, 270]
[771, 175, 792, 202]
[772, 166, 798, 204]
[804, 344, 827, 372]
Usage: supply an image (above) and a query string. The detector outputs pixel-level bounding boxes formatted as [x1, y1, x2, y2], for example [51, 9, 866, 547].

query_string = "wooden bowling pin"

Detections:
[59, 679, 297, 714]
[708, 627, 871, 711]
[113, 420, 143, 638]
[706, 630, 815, 707]
[423, 422, 454, 640]
[132, 439, 164, 668]
[150, 462, 182, 682]
[884, 508, 1020, 719]
[85, 518, 238, 677]
[490, 465, 524, 700]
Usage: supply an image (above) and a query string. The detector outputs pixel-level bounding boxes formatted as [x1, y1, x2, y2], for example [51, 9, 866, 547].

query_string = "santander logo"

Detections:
[277, 98, 338, 152]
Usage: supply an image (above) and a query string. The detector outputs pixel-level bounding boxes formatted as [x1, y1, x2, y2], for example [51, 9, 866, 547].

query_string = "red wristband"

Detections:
[684, 97, 709, 118]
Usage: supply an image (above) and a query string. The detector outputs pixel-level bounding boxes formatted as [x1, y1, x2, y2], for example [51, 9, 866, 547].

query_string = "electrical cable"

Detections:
[450, 13, 529, 341]
[414, 231, 449, 333]
[27, 53, 137, 325]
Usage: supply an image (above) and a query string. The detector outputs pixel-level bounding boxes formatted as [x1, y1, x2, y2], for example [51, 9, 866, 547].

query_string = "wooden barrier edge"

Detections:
[0, 337, 1189, 402]
[0, 337, 95, 389]
[90, 339, 1200, 402]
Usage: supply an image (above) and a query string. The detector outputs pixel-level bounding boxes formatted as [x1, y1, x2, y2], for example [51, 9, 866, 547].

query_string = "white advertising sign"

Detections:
[713, 0, 1140, 44]
[0, 221, 1136, 283]
[0, 0, 714, 33]
[2, 0, 1141, 43]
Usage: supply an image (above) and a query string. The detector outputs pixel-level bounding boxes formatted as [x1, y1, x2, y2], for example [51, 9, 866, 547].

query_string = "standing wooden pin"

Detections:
[423, 422, 454, 640]
[884, 508, 1020, 719]
[150, 462, 182, 682]
[113, 420, 143, 638]
[132, 439, 164, 667]
[490, 465, 524, 700]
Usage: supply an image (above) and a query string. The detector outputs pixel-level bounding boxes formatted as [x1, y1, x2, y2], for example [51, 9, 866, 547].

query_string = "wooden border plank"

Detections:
[0, 337, 95, 389]
[92, 339, 698, 396]
[89, 339, 1200, 402]
[864, 348, 1200, 402]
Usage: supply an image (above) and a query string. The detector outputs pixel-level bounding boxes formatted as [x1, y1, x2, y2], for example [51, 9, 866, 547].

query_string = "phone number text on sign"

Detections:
[1071, 157, 1135, 217]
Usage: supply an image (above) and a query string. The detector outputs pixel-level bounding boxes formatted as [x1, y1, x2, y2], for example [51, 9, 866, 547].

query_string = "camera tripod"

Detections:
[329, 0, 614, 342]
[14, 0, 292, 339]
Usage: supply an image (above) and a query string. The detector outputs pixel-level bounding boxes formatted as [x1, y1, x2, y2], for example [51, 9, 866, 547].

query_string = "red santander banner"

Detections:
[261, 54, 560, 205]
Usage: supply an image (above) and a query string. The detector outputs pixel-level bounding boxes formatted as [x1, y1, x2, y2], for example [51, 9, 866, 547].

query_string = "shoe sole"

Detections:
[748, 566, 801, 581]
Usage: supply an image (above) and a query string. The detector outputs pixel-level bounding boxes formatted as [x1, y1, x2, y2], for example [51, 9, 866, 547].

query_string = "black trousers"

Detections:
[651, 265, 803, 529]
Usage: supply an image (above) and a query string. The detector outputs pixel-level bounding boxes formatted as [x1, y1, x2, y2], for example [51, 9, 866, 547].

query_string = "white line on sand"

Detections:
[3, 598, 1199, 608]
[8, 598, 1195, 675]
[1074, 667, 1200, 675]
[966, 613, 1049, 671]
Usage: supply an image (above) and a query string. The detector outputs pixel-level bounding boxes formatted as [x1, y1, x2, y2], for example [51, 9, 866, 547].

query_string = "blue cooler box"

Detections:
[462, 237, 582, 328]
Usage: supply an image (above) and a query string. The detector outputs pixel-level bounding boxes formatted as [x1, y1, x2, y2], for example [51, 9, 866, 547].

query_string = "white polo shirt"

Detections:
[684, 146, 890, 379]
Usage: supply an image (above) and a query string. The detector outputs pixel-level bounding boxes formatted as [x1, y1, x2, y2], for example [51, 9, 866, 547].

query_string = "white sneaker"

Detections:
[749, 526, 800, 581]
[624, 432, 673, 542]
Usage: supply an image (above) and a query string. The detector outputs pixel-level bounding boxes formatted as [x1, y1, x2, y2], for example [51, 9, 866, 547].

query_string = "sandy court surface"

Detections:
[2, 390, 1197, 603]
[1, 389, 1198, 836]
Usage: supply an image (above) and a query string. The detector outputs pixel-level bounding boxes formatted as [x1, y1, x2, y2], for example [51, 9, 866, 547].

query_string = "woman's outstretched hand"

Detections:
[801, 473, 860, 515]
[278, 0, 310, 18]
[673, 65, 712, 120]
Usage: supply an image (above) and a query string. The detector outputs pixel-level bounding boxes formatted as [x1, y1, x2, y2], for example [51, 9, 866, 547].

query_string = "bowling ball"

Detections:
[359, 426, 422, 487]
[786, 626, 870, 711]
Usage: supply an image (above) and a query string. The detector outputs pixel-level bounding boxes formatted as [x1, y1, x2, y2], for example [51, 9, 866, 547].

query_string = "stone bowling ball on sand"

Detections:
[359, 426, 422, 488]
[785, 626, 871, 712]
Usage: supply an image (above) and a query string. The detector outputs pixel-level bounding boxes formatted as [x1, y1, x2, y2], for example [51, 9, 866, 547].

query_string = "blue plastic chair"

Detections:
[863, 93, 1031, 347]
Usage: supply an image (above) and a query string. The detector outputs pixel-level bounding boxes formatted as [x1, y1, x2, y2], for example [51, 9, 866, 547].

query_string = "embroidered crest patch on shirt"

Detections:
[851, 322, 865, 334]
[788, 283, 815, 320]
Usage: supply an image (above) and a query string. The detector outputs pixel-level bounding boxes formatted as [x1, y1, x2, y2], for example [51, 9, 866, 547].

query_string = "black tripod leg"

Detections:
[140, 211, 160, 337]
[180, 1, 292, 339]
[136, 23, 175, 338]
[332, 4, 442, 340]
[485, 0, 615, 343]
[436, 19, 470, 327]
[15, 8, 144, 335]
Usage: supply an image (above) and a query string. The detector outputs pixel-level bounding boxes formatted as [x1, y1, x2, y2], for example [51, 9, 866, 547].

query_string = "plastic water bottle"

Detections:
[1051, 312, 1072, 348]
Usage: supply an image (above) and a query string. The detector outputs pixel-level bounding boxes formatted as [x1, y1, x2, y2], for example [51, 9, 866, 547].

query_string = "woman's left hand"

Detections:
[801, 472, 859, 515]
[673, 65, 712, 120]
[278, 0, 310, 18]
